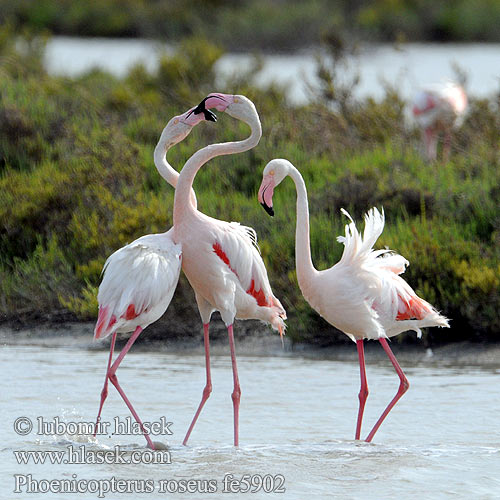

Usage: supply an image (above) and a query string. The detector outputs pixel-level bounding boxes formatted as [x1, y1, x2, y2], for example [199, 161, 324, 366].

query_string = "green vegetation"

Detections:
[0, 31, 499, 346]
[2, 0, 500, 49]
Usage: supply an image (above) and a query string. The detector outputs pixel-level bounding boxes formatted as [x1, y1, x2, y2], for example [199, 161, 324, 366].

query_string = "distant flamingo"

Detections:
[412, 82, 467, 162]
[258, 159, 449, 442]
[93, 105, 215, 450]
[173, 94, 286, 447]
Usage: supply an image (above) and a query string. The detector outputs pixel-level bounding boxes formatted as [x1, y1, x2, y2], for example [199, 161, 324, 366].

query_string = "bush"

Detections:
[0, 31, 498, 345]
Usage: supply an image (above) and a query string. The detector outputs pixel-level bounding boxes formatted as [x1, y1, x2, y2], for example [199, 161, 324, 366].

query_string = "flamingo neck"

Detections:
[173, 114, 261, 225]
[153, 127, 197, 208]
[288, 167, 317, 290]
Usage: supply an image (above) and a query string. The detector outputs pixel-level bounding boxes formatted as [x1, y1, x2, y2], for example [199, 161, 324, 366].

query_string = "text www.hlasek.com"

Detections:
[13, 445, 171, 466]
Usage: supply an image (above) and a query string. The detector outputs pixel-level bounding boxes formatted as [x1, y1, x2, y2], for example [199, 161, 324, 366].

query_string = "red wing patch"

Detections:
[413, 96, 436, 116]
[95, 306, 108, 338]
[95, 303, 139, 339]
[212, 243, 272, 308]
[95, 306, 117, 339]
[213, 242, 238, 276]
[124, 303, 138, 320]
[247, 279, 271, 307]
[396, 295, 428, 321]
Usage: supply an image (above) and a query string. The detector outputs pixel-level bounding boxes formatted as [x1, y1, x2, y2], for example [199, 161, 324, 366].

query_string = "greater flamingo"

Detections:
[258, 159, 449, 442]
[173, 93, 286, 447]
[412, 82, 467, 162]
[93, 104, 215, 450]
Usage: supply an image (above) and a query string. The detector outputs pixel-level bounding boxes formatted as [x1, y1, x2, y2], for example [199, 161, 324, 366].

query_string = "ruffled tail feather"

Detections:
[337, 207, 386, 265]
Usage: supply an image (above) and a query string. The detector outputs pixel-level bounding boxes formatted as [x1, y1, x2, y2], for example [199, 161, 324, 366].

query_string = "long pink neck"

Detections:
[173, 114, 262, 225]
[288, 166, 317, 291]
[153, 127, 197, 208]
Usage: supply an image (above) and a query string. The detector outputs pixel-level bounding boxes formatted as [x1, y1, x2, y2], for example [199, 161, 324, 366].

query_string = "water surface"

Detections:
[44, 38, 500, 102]
[2, 338, 499, 499]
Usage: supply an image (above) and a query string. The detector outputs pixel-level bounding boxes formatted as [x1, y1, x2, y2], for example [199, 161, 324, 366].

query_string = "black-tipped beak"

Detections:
[193, 97, 217, 122]
[203, 109, 217, 122]
[260, 202, 274, 217]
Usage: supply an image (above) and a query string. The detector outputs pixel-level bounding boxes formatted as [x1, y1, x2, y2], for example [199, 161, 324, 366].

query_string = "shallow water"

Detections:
[2, 337, 499, 499]
[44, 37, 500, 102]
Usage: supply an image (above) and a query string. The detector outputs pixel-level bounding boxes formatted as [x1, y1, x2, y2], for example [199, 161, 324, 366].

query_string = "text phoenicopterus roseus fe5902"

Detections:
[173, 93, 286, 447]
[92, 104, 216, 450]
[412, 82, 467, 162]
[258, 158, 449, 442]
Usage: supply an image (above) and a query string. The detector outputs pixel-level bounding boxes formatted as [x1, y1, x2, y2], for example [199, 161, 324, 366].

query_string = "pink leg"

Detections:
[355, 339, 369, 440]
[228, 324, 241, 447]
[442, 130, 452, 163]
[93, 332, 117, 436]
[183, 323, 212, 445]
[365, 338, 409, 443]
[424, 128, 437, 161]
[106, 326, 155, 450]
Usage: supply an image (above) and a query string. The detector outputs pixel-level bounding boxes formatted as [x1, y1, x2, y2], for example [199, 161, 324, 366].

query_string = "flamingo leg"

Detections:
[442, 130, 452, 163]
[355, 339, 369, 440]
[105, 326, 155, 450]
[93, 332, 117, 436]
[183, 323, 212, 445]
[228, 324, 241, 447]
[423, 128, 438, 161]
[365, 338, 409, 443]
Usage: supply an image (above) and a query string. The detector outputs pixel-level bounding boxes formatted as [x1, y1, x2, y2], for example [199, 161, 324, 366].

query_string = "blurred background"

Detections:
[0, 0, 499, 346]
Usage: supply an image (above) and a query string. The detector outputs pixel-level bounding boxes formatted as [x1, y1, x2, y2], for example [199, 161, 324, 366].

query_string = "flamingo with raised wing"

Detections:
[258, 159, 449, 442]
[92, 104, 215, 450]
[173, 94, 286, 447]
[412, 82, 467, 162]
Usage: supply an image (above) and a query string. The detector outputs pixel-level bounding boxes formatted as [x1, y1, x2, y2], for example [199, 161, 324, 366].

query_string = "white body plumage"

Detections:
[95, 230, 182, 339]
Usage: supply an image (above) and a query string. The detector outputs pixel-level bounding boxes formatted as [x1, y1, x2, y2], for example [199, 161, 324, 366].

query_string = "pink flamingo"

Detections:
[412, 82, 467, 162]
[173, 94, 286, 447]
[258, 159, 449, 442]
[93, 104, 215, 450]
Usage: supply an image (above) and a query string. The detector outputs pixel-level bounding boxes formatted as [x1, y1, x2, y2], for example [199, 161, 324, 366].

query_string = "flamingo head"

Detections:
[197, 93, 260, 127]
[258, 159, 292, 216]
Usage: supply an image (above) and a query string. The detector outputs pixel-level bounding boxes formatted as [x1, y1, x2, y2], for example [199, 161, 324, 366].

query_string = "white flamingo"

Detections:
[258, 158, 449, 442]
[412, 82, 467, 162]
[173, 94, 286, 447]
[92, 104, 215, 450]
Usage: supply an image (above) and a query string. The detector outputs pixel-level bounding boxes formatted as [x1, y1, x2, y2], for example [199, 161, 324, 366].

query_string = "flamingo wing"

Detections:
[336, 208, 442, 329]
[94, 231, 182, 339]
[212, 222, 282, 310]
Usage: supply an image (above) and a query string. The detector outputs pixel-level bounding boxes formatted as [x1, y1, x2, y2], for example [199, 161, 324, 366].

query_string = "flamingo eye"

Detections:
[174, 119, 179, 124]
[233, 97, 239, 103]
[269, 170, 275, 176]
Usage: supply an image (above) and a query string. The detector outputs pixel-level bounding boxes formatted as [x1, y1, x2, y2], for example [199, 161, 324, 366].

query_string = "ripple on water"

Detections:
[3, 343, 500, 499]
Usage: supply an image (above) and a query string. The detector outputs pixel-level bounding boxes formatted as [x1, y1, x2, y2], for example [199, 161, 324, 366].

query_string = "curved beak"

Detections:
[192, 98, 218, 122]
[204, 108, 218, 122]
[180, 105, 215, 126]
[258, 175, 275, 217]
[189, 93, 233, 124]
[261, 202, 274, 217]
[203, 93, 233, 112]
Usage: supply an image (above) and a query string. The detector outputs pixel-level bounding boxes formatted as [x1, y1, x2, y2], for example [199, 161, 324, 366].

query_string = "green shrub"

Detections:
[0, 32, 498, 346]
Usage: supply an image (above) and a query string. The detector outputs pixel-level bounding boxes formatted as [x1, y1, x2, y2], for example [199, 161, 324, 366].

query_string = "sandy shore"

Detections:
[1, 322, 499, 368]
